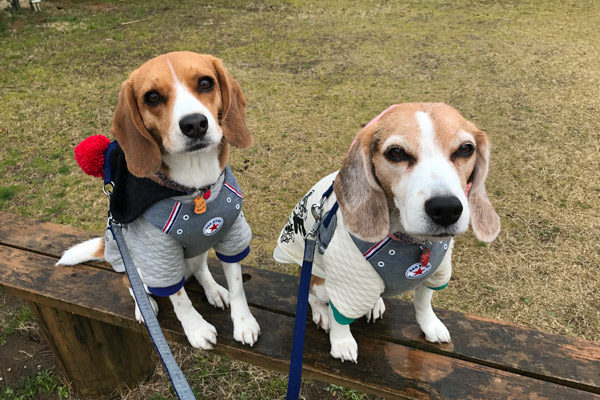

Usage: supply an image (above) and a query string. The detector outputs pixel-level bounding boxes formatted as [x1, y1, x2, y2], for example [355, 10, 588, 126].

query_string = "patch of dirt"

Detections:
[0, 297, 56, 388]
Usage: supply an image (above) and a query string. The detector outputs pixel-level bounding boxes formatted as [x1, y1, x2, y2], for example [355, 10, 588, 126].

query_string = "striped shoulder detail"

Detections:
[162, 201, 182, 234]
[363, 237, 391, 260]
[224, 182, 243, 199]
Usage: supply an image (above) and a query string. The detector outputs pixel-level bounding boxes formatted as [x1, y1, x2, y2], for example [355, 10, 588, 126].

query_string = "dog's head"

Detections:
[110, 51, 252, 177]
[334, 103, 500, 243]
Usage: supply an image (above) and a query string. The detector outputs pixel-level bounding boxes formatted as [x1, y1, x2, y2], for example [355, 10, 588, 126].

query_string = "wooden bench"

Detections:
[0, 211, 599, 399]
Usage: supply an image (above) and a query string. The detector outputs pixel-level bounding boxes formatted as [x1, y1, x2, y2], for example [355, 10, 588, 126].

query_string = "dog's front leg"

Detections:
[186, 253, 230, 309]
[170, 287, 217, 350]
[328, 305, 358, 363]
[222, 261, 260, 346]
[414, 285, 451, 343]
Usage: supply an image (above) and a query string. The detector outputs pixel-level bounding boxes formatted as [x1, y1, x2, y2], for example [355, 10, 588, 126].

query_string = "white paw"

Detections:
[365, 297, 386, 323]
[330, 334, 358, 363]
[181, 316, 218, 350]
[420, 316, 451, 343]
[232, 313, 260, 346]
[203, 282, 230, 309]
[133, 292, 159, 324]
[311, 303, 331, 332]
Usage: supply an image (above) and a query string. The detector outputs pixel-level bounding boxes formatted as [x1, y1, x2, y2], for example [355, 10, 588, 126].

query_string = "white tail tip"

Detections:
[56, 238, 104, 266]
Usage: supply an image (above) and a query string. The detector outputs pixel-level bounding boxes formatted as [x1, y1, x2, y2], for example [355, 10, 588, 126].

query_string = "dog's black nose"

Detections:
[179, 113, 208, 138]
[425, 196, 463, 227]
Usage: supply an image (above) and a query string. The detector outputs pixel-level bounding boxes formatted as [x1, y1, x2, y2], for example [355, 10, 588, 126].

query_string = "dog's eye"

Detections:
[453, 143, 475, 158]
[198, 77, 215, 93]
[144, 90, 163, 106]
[384, 147, 415, 165]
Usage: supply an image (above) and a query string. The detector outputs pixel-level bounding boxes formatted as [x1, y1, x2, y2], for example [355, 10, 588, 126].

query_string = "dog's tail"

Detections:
[56, 238, 105, 266]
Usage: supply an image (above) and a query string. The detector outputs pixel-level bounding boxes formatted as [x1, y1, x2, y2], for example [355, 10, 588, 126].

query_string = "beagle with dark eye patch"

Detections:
[275, 103, 500, 363]
[58, 52, 260, 349]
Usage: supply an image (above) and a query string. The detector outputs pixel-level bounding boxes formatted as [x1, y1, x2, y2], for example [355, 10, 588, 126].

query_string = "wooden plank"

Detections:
[228, 263, 600, 394]
[0, 245, 597, 400]
[1, 211, 599, 394]
[0, 211, 98, 259]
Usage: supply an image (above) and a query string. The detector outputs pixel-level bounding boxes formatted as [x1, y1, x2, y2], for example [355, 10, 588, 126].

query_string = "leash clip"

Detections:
[306, 197, 326, 240]
[103, 181, 115, 198]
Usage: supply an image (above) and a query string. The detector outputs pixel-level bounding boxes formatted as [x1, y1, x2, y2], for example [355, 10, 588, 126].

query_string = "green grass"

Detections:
[0, 370, 69, 400]
[0, 302, 33, 346]
[2, 0, 600, 398]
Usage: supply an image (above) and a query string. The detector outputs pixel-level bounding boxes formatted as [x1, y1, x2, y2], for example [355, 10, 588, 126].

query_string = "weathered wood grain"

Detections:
[1, 244, 599, 399]
[1, 211, 600, 398]
[29, 302, 154, 399]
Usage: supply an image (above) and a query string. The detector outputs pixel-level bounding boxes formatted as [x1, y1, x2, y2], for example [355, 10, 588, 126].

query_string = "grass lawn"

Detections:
[1, 0, 599, 398]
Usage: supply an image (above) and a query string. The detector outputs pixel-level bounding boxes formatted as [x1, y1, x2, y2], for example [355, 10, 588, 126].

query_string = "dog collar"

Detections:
[154, 170, 221, 196]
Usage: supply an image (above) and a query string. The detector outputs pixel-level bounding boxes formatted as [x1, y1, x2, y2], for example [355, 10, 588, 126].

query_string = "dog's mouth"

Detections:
[185, 140, 214, 153]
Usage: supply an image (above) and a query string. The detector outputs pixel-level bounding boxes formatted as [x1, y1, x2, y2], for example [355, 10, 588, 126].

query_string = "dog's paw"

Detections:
[203, 282, 230, 309]
[365, 297, 386, 323]
[311, 303, 331, 332]
[232, 313, 260, 346]
[420, 316, 451, 343]
[181, 316, 218, 350]
[330, 335, 358, 363]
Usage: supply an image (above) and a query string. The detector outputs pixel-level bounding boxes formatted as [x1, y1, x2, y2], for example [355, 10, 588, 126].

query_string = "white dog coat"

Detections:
[274, 172, 453, 323]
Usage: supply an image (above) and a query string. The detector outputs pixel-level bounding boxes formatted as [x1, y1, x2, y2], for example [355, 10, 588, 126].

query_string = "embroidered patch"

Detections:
[203, 217, 224, 236]
[405, 262, 432, 279]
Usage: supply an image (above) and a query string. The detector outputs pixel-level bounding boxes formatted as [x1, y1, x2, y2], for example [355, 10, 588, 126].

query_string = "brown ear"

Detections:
[213, 57, 253, 148]
[110, 79, 162, 177]
[334, 128, 389, 242]
[468, 128, 501, 242]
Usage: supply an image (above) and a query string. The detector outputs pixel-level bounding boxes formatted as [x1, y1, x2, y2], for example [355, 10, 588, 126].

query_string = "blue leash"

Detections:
[286, 230, 317, 399]
[103, 142, 195, 400]
[286, 184, 334, 399]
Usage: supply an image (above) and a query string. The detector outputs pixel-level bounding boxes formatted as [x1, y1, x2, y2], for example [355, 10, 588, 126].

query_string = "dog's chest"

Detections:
[319, 209, 451, 297]
[143, 167, 243, 259]
[348, 235, 450, 296]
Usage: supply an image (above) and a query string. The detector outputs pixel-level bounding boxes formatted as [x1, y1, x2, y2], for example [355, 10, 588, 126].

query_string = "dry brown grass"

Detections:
[1, 0, 599, 398]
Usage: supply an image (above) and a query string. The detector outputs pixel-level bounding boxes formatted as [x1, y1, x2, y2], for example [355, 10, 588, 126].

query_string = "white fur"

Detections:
[222, 261, 260, 346]
[159, 60, 224, 189]
[414, 285, 451, 343]
[392, 111, 471, 239]
[56, 238, 103, 266]
[170, 287, 218, 350]
[162, 146, 222, 189]
[309, 283, 331, 332]
[328, 306, 358, 363]
[166, 61, 223, 154]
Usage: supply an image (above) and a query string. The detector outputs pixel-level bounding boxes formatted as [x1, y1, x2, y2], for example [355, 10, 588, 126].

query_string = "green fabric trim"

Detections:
[330, 302, 355, 325]
[427, 283, 449, 291]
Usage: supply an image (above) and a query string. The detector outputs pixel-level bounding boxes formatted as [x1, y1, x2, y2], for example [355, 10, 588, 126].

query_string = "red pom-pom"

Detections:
[74, 135, 111, 178]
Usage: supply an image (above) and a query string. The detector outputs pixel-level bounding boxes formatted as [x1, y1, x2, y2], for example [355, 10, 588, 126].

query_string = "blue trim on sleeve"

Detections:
[216, 246, 250, 263]
[330, 302, 355, 325]
[427, 283, 448, 291]
[147, 277, 185, 297]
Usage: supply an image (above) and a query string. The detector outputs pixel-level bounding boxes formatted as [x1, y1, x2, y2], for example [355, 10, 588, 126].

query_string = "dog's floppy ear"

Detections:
[334, 127, 390, 242]
[212, 57, 253, 148]
[467, 127, 501, 242]
[111, 79, 162, 177]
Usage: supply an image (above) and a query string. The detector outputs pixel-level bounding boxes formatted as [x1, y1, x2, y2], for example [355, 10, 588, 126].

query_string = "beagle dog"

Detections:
[58, 52, 260, 349]
[274, 103, 500, 362]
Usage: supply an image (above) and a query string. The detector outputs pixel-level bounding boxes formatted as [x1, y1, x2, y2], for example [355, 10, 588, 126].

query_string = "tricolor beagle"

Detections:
[58, 52, 260, 349]
[274, 103, 500, 362]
